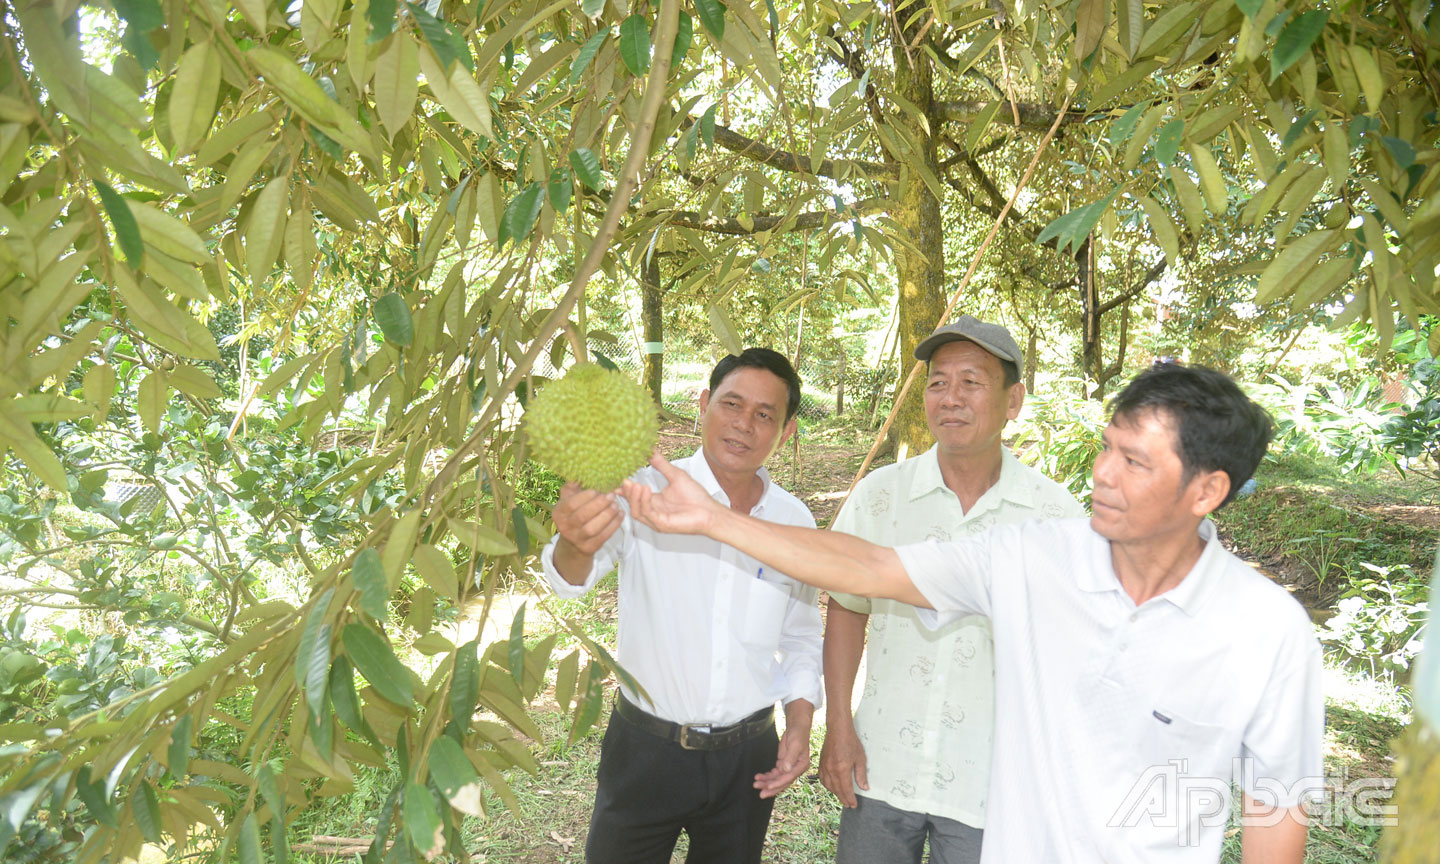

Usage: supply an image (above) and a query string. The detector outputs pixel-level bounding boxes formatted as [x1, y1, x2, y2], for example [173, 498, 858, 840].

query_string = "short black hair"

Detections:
[1108, 362, 1273, 509]
[709, 348, 803, 423]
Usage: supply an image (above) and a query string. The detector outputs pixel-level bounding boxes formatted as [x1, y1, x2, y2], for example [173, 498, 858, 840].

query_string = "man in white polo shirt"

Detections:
[820, 317, 1082, 863]
[619, 362, 1324, 864]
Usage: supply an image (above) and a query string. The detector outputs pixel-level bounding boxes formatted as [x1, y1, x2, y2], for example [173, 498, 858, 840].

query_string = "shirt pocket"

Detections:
[736, 575, 790, 656]
[1140, 704, 1234, 783]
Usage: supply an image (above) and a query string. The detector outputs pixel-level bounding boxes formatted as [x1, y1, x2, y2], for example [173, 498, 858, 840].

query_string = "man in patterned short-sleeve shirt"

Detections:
[819, 316, 1082, 864]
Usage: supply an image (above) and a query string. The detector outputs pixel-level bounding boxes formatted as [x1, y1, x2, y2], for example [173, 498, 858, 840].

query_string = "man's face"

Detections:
[698, 366, 796, 477]
[1089, 408, 1218, 544]
[923, 340, 1023, 458]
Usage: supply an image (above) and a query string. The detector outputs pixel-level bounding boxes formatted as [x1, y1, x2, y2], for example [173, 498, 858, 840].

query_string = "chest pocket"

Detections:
[1140, 704, 1234, 784]
[736, 575, 790, 655]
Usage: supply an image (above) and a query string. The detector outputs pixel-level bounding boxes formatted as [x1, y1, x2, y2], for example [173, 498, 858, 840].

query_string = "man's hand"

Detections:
[621, 454, 722, 536]
[551, 483, 623, 584]
[754, 700, 814, 799]
[553, 483, 623, 554]
[818, 721, 869, 808]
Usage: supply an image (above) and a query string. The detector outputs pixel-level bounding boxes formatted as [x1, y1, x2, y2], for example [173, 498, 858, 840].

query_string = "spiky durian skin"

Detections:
[525, 363, 659, 491]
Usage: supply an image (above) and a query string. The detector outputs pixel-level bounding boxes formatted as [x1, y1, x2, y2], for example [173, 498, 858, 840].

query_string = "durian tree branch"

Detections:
[687, 118, 898, 181]
[934, 100, 1090, 129]
[417, 0, 681, 505]
[660, 195, 892, 235]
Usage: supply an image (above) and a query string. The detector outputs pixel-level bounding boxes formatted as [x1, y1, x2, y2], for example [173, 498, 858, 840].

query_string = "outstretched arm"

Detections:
[620, 455, 930, 607]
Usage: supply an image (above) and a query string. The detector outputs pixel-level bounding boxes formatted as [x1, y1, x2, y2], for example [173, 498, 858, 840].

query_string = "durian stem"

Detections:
[565, 322, 587, 365]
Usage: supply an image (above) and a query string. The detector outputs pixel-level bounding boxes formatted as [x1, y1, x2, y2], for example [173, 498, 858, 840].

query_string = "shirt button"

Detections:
[1118, 642, 1129, 651]
[1129, 612, 1139, 623]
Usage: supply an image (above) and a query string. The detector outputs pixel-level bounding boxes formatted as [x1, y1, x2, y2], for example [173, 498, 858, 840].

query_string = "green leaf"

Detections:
[547, 168, 572, 213]
[413, 543, 458, 602]
[582, 0, 605, 16]
[352, 548, 389, 621]
[569, 148, 603, 191]
[295, 587, 335, 694]
[1074, 0, 1107, 61]
[169, 365, 224, 400]
[74, 767, 114, 828]
[497, 184, 544, 249]
[330, 656, 379, 745]
[428, 736, 485, 817]
[170, 40, 221, 155]
[508, 601, 527, 688]
[257, 764, 283, 815]
[113, 0, 163, 31]
[1235, 0, 1261, 17]
[450, 640, 480, 730]
[1255, 229, 1337, 304]
[368, 0, 397, 43]
[137, 370, 167, 435]
[1154, 118, 1184, 165]
[701, 105, 716, 147]
[1037, 188, 1121, 254]
[570, 29, 609, 87]
[405, 782, 445, 858]
[554, 649, 579, 712]
[410, 3, 473, 72]
[619, 14, 651, 76]
[1115, 0, 1143, 58]
[238, 812, 262, 864]
[132, 781, 161, 843]
[342, 623, 414, 708]
[1380, 136, 1415, 170]
[707, 304, 743, 355]
[374, 292, 414, 346]
[695, 0, 725, 39]
[674, 11, 693, 63]
[510, 505, 530, 556]
[168, 715, 192, 777]
[95, 181, 143, 265]
[1270, 10, 1329, 81]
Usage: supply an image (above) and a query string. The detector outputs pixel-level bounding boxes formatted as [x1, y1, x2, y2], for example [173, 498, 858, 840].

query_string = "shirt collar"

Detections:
[905, 447, 1038, 513]
[1078, 520, 1223, 616]
[683, 448, 773, 515]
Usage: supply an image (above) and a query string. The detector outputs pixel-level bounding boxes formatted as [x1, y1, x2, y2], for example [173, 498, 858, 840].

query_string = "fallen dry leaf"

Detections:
[548, 830, 575, 853]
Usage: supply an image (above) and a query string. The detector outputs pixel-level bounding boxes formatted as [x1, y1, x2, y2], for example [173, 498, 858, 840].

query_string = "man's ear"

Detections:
[1188, 469, 1232, 517]
[698, 388, 711, 414]
[1005, 382, 1027, 421]
[775, 416, 798, 452]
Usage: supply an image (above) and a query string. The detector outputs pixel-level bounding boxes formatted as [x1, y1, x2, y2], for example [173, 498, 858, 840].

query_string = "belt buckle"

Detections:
[678, 723, 711, 750]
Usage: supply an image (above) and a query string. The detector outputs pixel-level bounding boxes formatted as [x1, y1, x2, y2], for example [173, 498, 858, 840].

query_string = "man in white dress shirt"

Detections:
[820, 317, 1083, 864]
[541, 348, 822, 864]
[620, 362, 1324, 864]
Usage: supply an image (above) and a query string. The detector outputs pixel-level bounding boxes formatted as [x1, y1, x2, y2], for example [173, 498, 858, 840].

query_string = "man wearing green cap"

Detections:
[820, 316, 1083, 863]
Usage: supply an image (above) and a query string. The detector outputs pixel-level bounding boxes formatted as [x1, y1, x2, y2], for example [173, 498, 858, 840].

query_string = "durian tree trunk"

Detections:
[888, 0, 946, 457]
[642, 252, 663, 405]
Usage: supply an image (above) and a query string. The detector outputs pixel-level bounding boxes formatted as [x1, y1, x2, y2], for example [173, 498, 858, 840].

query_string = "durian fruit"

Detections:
[524, 363, 659, 491]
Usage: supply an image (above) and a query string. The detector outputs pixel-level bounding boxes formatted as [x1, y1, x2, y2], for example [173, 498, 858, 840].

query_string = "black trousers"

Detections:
[584, 704, 780, 864]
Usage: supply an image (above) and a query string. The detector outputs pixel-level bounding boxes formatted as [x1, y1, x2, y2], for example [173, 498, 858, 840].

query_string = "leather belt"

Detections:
[615, 694, 774, 751]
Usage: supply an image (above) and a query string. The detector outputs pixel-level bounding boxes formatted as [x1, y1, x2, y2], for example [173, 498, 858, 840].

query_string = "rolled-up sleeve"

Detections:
[895, 533, 996, 627]
[777, 580, 824, 708]
[776, 506, 824, 708]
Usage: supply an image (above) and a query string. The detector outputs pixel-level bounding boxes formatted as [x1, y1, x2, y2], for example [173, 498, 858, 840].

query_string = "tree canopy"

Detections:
[1, 0, 1437, 859]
